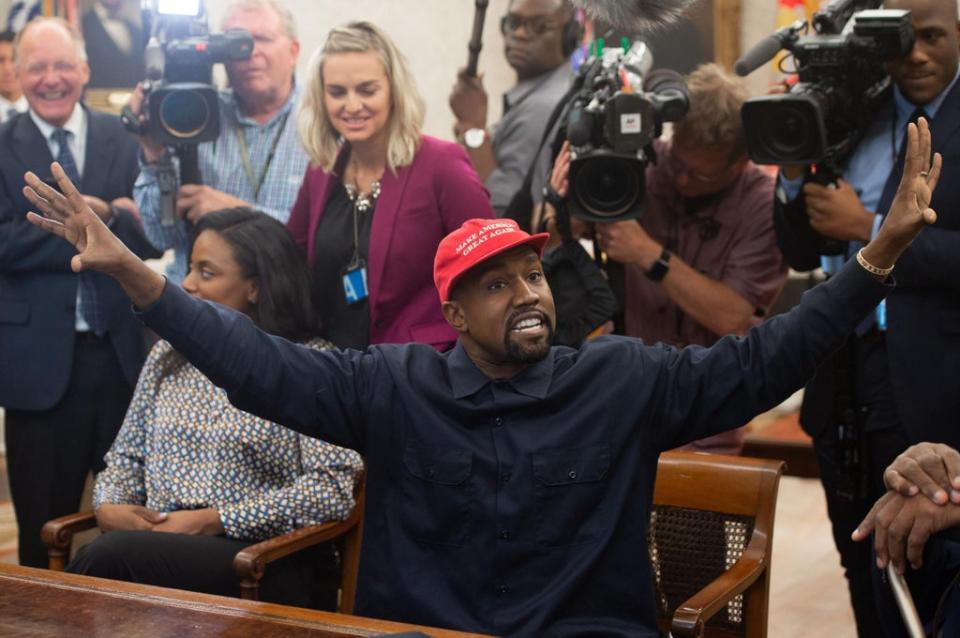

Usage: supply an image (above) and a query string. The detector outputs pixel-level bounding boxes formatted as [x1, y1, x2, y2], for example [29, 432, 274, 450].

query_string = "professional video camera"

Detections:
[122, 0, 253, 147]
[563, 40, 689, 221]
[737, 0, 914, 173]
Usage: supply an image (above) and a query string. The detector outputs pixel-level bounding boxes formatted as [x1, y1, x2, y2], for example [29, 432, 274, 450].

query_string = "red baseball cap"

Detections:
[434, 218, 550, 302]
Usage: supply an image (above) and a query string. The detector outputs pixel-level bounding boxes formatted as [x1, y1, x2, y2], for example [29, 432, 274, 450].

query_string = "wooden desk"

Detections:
[0, 563, 491, 637]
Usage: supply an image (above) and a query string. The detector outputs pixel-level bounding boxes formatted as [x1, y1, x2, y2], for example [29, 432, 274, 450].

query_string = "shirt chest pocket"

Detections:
[533, 444, 611, 547]
[401, 444, 473, 547]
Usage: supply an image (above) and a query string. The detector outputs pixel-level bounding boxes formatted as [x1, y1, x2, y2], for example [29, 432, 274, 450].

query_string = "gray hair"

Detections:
[221, 0, 297, 40]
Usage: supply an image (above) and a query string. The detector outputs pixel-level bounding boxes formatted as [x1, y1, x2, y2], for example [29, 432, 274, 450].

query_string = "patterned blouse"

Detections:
[93, 339, 364, 541]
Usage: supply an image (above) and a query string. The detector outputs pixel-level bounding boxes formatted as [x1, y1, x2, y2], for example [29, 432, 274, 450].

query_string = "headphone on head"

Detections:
[561, 9, 583, 57]
[500, 3, 582, 58]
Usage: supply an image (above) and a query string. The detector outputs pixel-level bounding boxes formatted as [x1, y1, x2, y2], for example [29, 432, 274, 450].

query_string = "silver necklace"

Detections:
[344, 180, 381, 213]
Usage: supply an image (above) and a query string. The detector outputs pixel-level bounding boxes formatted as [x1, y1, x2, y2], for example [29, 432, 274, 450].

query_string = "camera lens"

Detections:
[761, 104, 812, 158]
[573, 156, 642, 218]
[742, 93, 827, 165]
[158, 89, 211, 139]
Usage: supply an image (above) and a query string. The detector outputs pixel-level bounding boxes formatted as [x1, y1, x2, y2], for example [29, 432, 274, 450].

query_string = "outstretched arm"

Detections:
[24, 162, 373, 453]
[651, 119, 941, 449]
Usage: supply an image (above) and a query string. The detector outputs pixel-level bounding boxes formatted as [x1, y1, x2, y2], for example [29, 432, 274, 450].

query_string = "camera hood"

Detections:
[568, 149, 646, 222]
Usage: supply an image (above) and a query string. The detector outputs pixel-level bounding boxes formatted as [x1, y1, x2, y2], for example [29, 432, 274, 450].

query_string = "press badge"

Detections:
[342, 260, 369, 304]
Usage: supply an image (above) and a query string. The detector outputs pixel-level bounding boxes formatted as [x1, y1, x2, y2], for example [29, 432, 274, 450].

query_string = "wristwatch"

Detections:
[646, 248, 672, 282]
[462, 127, 488, 149]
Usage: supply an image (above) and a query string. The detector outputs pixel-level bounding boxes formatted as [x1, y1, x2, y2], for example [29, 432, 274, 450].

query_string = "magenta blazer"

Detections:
[287, 135, 495, 350]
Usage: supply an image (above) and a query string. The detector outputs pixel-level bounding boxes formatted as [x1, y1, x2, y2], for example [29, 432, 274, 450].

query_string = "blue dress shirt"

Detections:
[778, 67, 960, 274]
[139, 260, 888, 637]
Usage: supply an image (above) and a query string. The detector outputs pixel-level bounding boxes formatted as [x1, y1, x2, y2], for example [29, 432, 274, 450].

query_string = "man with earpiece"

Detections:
[449, 0, 579, 214]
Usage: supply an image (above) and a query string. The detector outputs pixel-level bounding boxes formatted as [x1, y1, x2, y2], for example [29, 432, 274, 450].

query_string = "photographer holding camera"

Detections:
[547, 63, 787, 454]
[130, 0, 307, 283]
[773, 1, 960, 634]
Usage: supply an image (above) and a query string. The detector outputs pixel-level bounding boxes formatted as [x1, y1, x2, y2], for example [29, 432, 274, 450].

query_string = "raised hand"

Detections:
[24, 162, 132, 275]
[24, 162, 166, 307]
[860, 117, 940, 271]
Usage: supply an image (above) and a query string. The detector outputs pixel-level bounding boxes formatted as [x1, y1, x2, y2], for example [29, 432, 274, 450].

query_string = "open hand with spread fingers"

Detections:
[860, 117, 941, 272]
[24, 162, 166, 307]
[24, 162, 132, 274]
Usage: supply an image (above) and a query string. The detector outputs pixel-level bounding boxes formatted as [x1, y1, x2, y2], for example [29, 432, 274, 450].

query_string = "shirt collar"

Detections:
[93, 2, 121, 23]
[447, 340, 555, 400]
[894, 65, 960, 123]
[0, 94, 27, 111]
[30, 102, 86, 140]
[503, 62, 570, 112]
[227, 79, 299, 127]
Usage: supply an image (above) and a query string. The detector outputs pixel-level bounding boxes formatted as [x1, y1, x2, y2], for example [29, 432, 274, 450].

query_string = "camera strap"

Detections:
[235, 111, 290, 202]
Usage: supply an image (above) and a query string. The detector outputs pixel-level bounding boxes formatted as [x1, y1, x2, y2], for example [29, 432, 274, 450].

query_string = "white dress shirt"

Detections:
[30, 104, 92, 331]
[0, 94, 28, 124]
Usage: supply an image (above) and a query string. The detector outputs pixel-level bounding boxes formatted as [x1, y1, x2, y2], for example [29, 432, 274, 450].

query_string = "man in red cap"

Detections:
[20, 118, 940, 637]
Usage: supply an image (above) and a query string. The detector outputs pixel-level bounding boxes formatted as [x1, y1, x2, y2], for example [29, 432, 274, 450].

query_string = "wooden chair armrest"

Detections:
[41, 512, 98, 551]
[233, 517, 359, 583]
[670, 544, 767, 638]
[41, 512, 98, 571]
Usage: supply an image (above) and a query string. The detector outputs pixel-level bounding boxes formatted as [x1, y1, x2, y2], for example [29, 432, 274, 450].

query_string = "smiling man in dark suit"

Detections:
[0, 17, 159, 567]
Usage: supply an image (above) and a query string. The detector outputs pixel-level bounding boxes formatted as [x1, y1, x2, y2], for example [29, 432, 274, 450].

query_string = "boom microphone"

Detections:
[570, 0, 699, 29]
[733, 22, 801, 77]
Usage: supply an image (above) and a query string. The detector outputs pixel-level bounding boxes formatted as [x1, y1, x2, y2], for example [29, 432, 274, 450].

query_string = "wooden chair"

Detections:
[650, 451, 785, 638]
[44, 455, 781, 632]
[41, 474, 365, 613]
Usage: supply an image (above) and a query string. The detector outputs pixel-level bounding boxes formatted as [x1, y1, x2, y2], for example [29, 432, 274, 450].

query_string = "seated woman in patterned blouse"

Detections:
[66, 208, 364, 609]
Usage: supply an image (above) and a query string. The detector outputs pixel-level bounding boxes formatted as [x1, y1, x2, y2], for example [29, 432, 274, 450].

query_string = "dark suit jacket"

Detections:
[287, 135, 495, 350]
[774, 82, 960, 446]
[82, 9, 146, 89]
[0, 107, 161, 411]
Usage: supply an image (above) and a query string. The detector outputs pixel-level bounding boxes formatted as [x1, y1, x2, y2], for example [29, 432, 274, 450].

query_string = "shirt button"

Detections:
[427, 466, 436, 478]
[496, 584, 511, 595]
[494, 417, 503, 427]
[499, 529, 511, 540]
[500, 472, 511, 483]
[568, 470, 577, 479]
[373, 319, 384, 329]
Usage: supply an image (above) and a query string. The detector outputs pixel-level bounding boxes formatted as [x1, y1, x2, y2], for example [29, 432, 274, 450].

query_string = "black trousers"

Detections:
[810, 334, 910, 638]
[66, 530, 340, 610]
[4, 335, 133, 567]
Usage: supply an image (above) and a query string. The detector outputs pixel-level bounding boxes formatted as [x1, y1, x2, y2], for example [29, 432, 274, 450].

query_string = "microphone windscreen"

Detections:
[570, 0, 699, 29]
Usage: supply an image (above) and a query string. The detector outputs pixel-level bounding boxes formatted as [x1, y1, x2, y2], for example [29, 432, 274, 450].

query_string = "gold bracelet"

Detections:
[856, 248, 894, 277]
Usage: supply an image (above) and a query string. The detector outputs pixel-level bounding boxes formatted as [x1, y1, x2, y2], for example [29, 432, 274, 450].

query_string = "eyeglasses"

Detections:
[500, 14, 557, 37]
[667, 149, 735, 185]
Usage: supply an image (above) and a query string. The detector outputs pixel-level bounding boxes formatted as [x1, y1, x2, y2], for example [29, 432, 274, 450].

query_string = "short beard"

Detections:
[504, 318, 555, 364]
[570, 0, 699, 30]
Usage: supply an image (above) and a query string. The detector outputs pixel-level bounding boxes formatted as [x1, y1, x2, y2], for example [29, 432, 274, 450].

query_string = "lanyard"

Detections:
[235, 111, 290, 202]
[344, 180, 381, 269]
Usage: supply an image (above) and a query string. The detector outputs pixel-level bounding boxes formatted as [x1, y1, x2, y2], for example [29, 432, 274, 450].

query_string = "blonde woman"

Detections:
[287, 22, 494, 351]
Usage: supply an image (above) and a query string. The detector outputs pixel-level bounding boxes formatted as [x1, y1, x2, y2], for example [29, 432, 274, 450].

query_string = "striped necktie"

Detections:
[53, 128, 106, 336]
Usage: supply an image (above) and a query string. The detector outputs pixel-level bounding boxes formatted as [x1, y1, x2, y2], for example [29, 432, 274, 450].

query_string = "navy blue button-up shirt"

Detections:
[140, 260, 887, 637]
